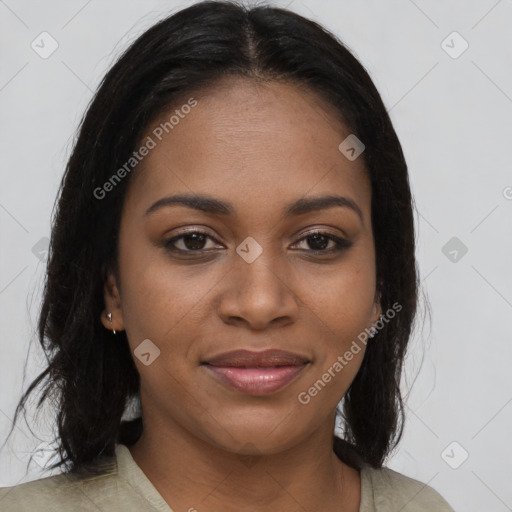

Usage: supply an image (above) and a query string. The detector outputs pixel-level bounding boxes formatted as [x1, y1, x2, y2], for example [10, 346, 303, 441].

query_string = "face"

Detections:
[102, 77, 381, 455]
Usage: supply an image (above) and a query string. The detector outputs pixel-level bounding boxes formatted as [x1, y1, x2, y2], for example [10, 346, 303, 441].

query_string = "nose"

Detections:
[216, 250, 300, 330]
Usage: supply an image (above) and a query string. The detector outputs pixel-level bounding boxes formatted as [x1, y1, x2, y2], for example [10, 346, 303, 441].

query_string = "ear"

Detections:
[100, 266, 125, 333]
[370, 286, 382, 326]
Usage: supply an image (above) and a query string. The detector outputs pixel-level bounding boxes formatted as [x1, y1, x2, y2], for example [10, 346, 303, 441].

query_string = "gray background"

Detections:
[1, 1, 511, 510]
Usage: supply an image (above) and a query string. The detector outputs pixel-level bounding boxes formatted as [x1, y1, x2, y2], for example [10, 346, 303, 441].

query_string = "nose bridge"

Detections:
[240, 243, 282, 290]
[217, 237, 299, 328]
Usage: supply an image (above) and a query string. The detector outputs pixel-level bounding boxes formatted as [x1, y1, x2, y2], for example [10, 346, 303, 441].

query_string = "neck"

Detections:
[128, 411, 361, 512]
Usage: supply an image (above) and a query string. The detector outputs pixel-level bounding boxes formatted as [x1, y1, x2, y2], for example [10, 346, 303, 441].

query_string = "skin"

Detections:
[101, 76, 381, 512]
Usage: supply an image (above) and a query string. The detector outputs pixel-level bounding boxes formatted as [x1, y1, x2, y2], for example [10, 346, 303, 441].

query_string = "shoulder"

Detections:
[360, 464, 455, 512]
[0, 460, 119, 511]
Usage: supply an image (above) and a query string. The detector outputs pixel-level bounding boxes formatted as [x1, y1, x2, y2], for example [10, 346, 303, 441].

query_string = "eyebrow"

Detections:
[144, 193, 363, 223]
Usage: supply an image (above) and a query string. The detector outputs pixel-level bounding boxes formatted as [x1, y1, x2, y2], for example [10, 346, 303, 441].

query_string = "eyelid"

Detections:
[163, 227, 352, 254]
[164, 228, 223, 252]
[294, 226, 348, 241]
[292, 229, 352, 252]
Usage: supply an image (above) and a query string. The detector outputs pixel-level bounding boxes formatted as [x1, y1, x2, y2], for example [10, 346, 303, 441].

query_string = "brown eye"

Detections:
[180, 232, 208, 251]
[164, 230, 221, 253]
[293, 231, 353, 254]
[164, 229, 352, 256]
[304, 233, 330, 251]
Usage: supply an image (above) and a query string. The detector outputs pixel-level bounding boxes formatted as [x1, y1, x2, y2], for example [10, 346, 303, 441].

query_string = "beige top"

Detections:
[0, 444, 454, 511]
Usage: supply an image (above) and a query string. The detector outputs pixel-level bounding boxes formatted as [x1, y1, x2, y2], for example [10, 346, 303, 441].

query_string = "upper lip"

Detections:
[202, 349, 310, 368]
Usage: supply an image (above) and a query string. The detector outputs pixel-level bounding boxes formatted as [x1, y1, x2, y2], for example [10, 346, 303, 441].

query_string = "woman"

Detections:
[0, 1, 454, 510]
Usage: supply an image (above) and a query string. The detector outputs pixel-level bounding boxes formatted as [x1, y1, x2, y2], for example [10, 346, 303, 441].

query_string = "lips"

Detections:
[201, 349, 310, 395]
[203, 349, 310, 368]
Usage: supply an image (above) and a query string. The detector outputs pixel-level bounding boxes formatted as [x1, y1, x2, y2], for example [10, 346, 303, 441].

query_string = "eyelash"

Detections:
[164, 229, 353, 256]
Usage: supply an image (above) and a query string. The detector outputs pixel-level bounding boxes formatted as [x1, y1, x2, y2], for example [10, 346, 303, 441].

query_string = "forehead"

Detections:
[123, 77, 371, 223]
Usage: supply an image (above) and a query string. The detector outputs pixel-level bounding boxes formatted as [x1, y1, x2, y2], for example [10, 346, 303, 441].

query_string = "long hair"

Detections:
[5, 0, 419, 476]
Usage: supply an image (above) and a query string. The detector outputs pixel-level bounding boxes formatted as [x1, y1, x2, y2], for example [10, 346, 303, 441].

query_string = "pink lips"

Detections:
[202, 349, 310, 395]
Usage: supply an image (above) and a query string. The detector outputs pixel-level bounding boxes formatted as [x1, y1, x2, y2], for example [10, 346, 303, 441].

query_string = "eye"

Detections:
[291, 230, 353, 255]
[164, 229, 352, 256]
[164, 230, 221, 253]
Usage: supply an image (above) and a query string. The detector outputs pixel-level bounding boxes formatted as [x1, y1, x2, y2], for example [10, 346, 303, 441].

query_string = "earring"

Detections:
[107, 312, 116, 335]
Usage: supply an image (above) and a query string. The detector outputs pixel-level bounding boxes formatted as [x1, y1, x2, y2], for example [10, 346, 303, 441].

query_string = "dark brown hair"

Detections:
[5, 0, 419, 476]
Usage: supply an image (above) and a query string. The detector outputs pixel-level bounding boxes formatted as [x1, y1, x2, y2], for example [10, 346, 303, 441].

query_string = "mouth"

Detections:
[201, 349, 310, 395]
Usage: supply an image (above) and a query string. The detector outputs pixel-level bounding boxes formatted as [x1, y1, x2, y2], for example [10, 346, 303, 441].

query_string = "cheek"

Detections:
[117, 240, 218, 351]
[303, 250, 376, 316]
[302, 255, 376, 364]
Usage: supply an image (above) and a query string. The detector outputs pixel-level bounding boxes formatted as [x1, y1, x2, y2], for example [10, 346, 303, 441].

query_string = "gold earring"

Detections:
[107, 312, 116, 335]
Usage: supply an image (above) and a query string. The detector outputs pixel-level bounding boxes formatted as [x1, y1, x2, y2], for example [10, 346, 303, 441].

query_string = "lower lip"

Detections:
[204, 364, 307, 395]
